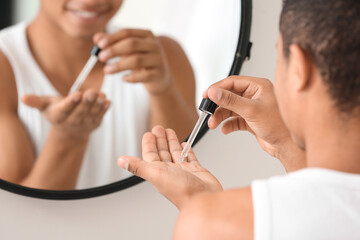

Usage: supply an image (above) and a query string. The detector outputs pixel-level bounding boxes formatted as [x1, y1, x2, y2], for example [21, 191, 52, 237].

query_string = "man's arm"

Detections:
[149, 36, 198, 141]
[173, 188, 254, 240]
[0, 51, 108, 190]
[0, 51, 36, 183]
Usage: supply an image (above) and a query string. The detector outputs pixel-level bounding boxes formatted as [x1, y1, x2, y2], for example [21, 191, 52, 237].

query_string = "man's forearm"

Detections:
[149, 84, 198, 142]
[21, 128, 89, 190]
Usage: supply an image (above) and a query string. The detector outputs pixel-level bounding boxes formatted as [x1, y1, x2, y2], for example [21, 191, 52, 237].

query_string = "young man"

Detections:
[118, 0, 360, 239]
[0, 0, 196, 189]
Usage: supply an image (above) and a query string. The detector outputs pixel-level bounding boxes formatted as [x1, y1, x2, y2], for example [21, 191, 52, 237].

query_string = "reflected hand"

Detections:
[203, 76, 305, 170]
[22, 90, 111, 140]
[94, 29, 172, 95]
[118, 126, 222, 210]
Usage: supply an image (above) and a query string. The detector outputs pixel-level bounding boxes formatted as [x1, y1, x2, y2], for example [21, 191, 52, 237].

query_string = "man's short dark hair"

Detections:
[280, 0, 360, 114]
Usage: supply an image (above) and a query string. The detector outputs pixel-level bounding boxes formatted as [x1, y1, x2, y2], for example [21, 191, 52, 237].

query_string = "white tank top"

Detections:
[252, 168, 360, 240]
[0, 22, 150, 189]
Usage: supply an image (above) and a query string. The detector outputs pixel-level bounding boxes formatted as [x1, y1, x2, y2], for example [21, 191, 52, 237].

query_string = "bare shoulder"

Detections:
[158, 36, 195, 83]
[157, 36, 187, 59]
[173, 187, 254, 240]
[157, 36, 194, 77]
[158, 36, 196, 104]
[0, 50, 18, 112]
[0, 50, 35, 183]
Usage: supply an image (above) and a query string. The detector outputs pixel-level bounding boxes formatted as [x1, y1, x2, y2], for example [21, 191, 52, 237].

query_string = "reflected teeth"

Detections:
[75, 11, 98, 18]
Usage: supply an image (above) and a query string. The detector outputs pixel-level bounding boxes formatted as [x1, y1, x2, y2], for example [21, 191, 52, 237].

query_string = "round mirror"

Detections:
[0, 0, 251, 199]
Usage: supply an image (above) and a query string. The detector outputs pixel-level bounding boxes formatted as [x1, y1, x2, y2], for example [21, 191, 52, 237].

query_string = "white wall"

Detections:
[12, 0, 39, 23]
[0, 1, 285, 239]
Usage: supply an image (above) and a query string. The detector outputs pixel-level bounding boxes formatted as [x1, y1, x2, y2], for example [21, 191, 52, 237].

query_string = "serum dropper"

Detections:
[179, 98, 218, 162]
[69, 45, 102, 94]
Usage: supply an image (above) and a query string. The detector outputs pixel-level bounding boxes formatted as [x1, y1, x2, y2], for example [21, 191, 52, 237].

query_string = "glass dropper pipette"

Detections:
[179, 98, 218, 162]
[69, 46, 102, 94]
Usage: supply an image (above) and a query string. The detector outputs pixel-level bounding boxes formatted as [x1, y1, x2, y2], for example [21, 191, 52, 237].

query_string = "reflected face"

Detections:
[39, 0, 123, 38]
[274, 34, 304, 149]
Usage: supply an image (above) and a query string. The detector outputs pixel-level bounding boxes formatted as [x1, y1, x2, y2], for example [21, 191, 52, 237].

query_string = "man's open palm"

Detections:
[118, 126, 222, 210]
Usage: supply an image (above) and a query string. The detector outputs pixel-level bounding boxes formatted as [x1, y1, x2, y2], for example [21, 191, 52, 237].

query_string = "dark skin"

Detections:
[0, 0, 197, 190]
[118, 35, 360, 239]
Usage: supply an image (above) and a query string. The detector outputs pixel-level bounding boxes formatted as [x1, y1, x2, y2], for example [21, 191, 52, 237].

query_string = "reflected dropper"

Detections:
[69, 46, 102, 94]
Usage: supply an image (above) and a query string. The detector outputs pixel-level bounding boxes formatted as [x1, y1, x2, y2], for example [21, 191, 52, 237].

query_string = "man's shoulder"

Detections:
[173, 188, 254, 240]
[0, 50, 18, 112]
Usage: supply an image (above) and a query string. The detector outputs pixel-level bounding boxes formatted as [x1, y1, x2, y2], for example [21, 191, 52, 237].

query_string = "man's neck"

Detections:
[30, 14, 95, 70]
[26, 13, 105, 94]
[305, 112, 360, 174]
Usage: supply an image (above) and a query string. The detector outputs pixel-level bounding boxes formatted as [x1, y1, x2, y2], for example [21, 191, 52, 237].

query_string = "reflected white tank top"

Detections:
[252, 168, 360, 240]
[0, 22, 150, 189]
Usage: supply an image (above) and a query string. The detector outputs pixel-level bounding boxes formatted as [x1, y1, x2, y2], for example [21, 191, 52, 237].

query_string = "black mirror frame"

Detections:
[0, 0, 252, 200]
[0, 0, 12, 30]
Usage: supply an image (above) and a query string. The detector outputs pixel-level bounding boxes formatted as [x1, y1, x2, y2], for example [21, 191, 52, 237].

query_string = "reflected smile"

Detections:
[67, 6, 112, 22]
[73, 10, 100, 19]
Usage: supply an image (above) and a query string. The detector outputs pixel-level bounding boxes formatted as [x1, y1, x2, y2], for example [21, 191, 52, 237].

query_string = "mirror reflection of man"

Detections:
[0, 0, 197, 190]
[118, 0, 360, 239]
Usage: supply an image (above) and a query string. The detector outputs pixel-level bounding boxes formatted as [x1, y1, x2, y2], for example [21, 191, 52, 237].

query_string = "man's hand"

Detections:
[118, 126, 222, 210]
[94, 29, 173, 96]
[204, 76, 306, 171]
[22, 89, 111, 140]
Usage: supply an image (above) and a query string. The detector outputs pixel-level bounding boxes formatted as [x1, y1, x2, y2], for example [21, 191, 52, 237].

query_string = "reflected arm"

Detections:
[0, 52, 87, 190]
[149, 37, 198, 141]
[20, 130, 88, 190]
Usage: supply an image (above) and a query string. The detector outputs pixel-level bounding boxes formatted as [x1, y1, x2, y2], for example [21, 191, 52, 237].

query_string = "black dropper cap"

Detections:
[91, 45, 102, 57]
[199, 98, 218, 115]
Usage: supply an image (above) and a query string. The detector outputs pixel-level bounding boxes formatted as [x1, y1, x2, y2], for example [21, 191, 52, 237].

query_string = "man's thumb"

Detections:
[21, 95, 51, 111]
[207, 87, 252, 117]
[118, 157, 156, 182]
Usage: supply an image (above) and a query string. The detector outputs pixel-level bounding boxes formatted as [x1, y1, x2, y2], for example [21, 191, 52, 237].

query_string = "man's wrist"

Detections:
[50, 127, 89, 144]
[147, 76, 175, 98]
[277, 138, 306, 172]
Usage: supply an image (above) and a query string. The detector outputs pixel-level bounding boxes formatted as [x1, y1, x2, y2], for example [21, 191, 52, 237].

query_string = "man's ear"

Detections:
[288, 44, 313, 91]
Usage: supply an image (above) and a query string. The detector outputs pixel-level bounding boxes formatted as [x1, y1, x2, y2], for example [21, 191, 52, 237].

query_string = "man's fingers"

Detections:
[49, 92, 83, 122]
[98, 29, 154, 49]
[21, 95, 54, 111]
[207, 87, 256, 119]
[221, 117, 255, 135]
[67, 90, 98, 123]
[22, 93, 82, 122]
[208, 107, 238, 130]
[142, 132, 161, 163]
[118, 157, 159, 183]
[202, 76, 264, 99]
[93, 32, 106, 45]
[89, 92, 106, 116]
[92, 99, 111, 124]
[165, 128, 183, 163]
[103, 54, 161, 74]
[152, 126, 171, 162]
[122, 69, 158, 84]
[98, 38, 158, 62]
